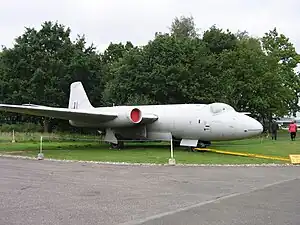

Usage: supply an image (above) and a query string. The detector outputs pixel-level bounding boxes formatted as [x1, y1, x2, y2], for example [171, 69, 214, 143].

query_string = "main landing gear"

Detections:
[109, 141, 124, 150]
[103, 129, 125, 150]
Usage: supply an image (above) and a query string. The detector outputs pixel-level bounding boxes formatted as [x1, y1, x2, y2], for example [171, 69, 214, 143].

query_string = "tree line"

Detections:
[0, 16, 299, 133]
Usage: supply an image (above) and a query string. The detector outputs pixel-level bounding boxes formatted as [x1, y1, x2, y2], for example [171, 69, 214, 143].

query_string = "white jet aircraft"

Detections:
[0, 82, 263, 149]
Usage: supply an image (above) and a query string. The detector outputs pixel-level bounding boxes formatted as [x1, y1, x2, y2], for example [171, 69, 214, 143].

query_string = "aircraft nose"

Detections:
[246, 117, 263, 134]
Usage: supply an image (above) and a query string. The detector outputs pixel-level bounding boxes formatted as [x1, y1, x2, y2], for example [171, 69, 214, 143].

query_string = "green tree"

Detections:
[1, 21, 104, 132]
[101, 41, 135, 89]
[1, 17, 300, 135]
[212, 31, 300, 130]
[103, 32, 212, 105]
[261, 28, 300, 118]
[169, 15, 199, 38]
[102, 46, 151, 106]
[214, 37, 269, 111]
[102, 41, 135, 65]
[202, 25, 238, 54]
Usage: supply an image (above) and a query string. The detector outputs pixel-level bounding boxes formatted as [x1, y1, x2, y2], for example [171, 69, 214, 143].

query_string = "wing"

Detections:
[0, 104, 159, 125]
[240, 112, 251, 115]
[0, 104, 117, 123]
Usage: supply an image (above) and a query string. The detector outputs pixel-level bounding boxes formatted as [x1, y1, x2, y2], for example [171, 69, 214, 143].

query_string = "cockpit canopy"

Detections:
[209, 103, 235, 114]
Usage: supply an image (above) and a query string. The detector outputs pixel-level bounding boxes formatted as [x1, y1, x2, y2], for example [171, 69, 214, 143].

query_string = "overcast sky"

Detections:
[1, 0, 299, 54]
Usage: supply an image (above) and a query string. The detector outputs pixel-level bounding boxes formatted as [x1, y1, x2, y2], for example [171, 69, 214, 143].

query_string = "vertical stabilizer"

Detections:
[68, 82, 93, 109]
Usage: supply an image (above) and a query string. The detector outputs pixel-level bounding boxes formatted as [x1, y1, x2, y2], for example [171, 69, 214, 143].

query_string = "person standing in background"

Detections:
[288, 120, 297, 141]
[271, 120, 279, 140]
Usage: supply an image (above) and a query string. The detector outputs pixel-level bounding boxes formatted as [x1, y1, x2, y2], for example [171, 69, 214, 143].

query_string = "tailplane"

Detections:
[68, 82, 93, 109]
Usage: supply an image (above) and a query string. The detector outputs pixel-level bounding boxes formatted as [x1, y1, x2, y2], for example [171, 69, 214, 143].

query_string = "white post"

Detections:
[40, 136, 43, 153]
[170, 137, 174, 159]
[12, 130, 15, 143]
[168, 137, 176, 165]
[37, 136, 44, 160]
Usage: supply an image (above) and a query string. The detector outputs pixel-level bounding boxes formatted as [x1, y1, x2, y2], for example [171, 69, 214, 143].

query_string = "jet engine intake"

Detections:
[105, 107, 142, 127]
[68, 107, 143, 128]
[129, 108, 142, 123]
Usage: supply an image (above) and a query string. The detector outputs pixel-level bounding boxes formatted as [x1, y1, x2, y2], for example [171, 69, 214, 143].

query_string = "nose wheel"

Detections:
[198, 141, 211, 148]
[189, 141, 211, 152]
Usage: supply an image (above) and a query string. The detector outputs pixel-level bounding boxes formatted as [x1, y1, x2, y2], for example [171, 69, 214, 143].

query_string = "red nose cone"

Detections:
[130, 108, 141, 123]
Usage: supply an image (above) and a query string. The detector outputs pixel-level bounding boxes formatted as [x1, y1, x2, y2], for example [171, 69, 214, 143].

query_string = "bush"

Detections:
[0, 123, 43, 133]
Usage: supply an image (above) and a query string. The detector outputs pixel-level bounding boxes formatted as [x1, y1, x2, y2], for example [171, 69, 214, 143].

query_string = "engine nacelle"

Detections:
[100, 107, 143, 128]
[68, 107, 143, 128]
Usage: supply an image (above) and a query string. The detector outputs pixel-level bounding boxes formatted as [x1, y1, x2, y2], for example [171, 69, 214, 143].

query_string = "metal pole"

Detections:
[170, 137, 174, 159]
[12, 129, 15, 143]
[40, 136, 43, 153]
[168, 137, 176, 165]
[37, 136, 44, 160]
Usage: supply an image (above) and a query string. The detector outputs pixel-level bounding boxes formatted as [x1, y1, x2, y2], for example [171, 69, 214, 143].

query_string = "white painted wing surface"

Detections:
[0, 104, 117, 123]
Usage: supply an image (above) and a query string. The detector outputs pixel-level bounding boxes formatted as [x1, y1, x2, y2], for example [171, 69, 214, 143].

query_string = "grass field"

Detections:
[0, 130, 299, 164]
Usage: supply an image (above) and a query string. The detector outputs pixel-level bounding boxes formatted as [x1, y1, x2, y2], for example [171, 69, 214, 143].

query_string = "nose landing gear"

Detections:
[189, 141, 211, 152]
[199, 141, 211, 148]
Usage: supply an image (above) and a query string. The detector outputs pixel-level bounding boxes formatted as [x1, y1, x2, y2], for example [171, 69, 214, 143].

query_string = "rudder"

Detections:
[68, 82, 93, 109]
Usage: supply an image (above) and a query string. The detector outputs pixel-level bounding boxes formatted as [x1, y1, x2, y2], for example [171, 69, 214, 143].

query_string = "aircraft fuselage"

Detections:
[69, 103, 263, 143]
[0, 82, 263, 148]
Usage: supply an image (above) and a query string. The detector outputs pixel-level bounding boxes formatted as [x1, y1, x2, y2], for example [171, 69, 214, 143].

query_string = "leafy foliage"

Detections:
[0, 17, 299, 133]
[0, 21, 103, 131]
[169, 15, 199, 38]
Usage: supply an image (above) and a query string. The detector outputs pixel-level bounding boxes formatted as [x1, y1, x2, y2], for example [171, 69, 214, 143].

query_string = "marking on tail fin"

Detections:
[73, 101, 79, 109]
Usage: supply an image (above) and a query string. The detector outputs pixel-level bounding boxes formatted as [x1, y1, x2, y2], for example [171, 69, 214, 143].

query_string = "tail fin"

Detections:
[68, 82, 93, 109]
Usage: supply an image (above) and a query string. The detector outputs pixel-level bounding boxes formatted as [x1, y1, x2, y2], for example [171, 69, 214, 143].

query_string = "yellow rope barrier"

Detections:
[194, 148, 290, 162]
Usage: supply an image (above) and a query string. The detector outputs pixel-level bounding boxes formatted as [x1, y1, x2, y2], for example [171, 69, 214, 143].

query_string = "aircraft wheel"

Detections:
[198, 141, 209, 148]
[110, 141, 124, 150]
[110, 143, 119, 149]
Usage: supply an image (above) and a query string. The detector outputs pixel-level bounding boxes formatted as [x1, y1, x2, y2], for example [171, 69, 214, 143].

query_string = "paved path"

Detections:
[0, 158, 299, 225]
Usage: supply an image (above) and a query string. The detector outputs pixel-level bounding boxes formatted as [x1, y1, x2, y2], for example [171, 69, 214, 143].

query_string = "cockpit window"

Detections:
[209, 103, 235, 114]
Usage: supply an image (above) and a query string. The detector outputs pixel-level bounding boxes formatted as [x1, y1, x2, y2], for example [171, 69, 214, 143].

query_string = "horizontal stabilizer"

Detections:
[0, 104, 117, 123]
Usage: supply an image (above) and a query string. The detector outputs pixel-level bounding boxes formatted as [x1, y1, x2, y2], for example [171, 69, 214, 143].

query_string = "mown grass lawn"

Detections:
[0, 130, 298, 164]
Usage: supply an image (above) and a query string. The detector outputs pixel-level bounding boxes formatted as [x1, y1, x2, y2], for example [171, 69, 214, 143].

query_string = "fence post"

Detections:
[37, 136, 44, 160]
[12, 130, 16, 143]
[168, 137, 176, 165]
